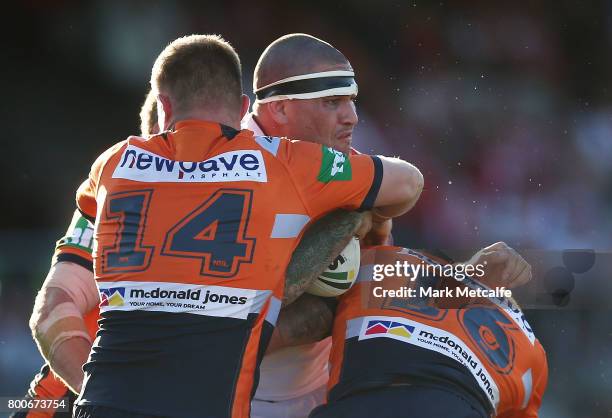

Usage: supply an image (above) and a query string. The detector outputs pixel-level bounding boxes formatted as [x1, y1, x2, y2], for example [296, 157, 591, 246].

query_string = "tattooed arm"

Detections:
[283, 209, 366, 306]
[265, 210, 366, 352]
[267, 293, 335, 353]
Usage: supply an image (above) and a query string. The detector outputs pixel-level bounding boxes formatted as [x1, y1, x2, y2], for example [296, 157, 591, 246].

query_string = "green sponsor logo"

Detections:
[57, 215, 94, 253]
[317, 146, 352, 182]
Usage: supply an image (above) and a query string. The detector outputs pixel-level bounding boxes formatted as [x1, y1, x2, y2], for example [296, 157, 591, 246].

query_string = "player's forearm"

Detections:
[283, 209, 365, 306]
[30, 285, 93, 393]
[47, 337, 92, 393]
[267, 294, 334, 353]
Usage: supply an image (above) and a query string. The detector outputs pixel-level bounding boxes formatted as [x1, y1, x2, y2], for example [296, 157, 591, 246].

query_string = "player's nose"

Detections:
[339, 99, 358, 126]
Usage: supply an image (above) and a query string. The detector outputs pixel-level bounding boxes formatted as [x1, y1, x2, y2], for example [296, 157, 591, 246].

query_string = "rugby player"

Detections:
[244, 33, 391, 418]
[22, 33, 375, 418]
[310, 246, 548, 418]
[64, 34, 423, 418]
[243, 33, 533, 418]
[22, 82, 364, 417]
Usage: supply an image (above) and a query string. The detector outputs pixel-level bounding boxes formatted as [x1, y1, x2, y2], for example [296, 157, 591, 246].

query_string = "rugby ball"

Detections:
[306, 237, 360, 297]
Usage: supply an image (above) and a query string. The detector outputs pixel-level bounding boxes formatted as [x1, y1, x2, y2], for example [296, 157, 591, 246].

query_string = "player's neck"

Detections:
[170, 110, 240, 131]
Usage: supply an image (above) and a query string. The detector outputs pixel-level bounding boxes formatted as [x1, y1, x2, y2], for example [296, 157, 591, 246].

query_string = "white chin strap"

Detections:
[254, 70, 358, 104]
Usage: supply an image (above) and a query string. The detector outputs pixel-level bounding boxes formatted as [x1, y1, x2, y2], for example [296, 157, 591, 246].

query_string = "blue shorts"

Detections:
[309, 384, 490, 418]
[74, 405, 169, 418]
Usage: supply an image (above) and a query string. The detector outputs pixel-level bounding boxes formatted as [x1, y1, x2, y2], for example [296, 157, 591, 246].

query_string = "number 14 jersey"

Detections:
[75, 120, 382, 418]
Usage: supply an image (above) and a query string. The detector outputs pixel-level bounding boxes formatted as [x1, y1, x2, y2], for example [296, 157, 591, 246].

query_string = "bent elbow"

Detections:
[411, 164, 424, 197]
[29, 315, 39, 338]
[374, 157, 424, 215]
[29, 291, 45, 337]
[401, 162, 424, 209]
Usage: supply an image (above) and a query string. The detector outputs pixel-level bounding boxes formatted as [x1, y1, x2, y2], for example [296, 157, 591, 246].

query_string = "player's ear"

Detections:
[157, 94, 173, 131]
[240, 94, 250, 120]
[267, 100, 290, 125]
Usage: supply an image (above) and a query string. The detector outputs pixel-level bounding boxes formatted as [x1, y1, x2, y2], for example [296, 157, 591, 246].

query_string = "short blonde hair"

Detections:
[139, 90, 158, 136]
[151, 34, 242, 115]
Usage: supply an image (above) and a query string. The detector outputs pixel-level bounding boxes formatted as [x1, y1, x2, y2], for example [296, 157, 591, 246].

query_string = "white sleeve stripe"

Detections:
[255, 136, 281, 157]
[270, 214, 310, 239]
[264, 296, 282, 326]
[521, 368, 533, 409]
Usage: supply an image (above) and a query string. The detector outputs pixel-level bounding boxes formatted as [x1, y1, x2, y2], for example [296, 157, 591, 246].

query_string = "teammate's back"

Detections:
[319, 246, 548, 418]
[76, 123, 384, 418]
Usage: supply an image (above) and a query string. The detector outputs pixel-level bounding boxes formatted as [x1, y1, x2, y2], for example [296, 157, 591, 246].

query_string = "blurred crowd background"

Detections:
[1, 1, 611, 417]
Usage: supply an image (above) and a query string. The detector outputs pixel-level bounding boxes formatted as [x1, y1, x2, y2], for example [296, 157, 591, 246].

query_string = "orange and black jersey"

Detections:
[74, 121, 382, 418]
[328, 246, 548, 418]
